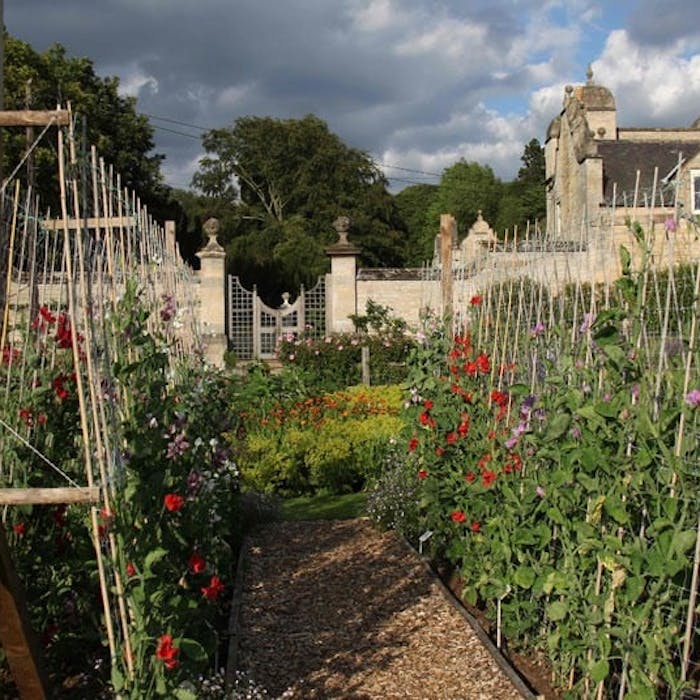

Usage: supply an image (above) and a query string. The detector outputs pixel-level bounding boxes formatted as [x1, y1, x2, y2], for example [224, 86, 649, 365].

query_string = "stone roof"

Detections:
[597, 140, 700, 203]
[573, 83, 616, 111]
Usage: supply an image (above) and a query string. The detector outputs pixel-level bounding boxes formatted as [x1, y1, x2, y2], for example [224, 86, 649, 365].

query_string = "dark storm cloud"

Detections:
[6, 1, 700, 190]
[625, 0, 700, 47]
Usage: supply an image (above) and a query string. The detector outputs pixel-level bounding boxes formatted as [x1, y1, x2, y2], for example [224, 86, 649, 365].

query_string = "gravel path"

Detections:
[232, 519, 534, 699]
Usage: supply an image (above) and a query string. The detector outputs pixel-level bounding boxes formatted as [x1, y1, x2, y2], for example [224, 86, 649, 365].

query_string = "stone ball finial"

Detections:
[199, 217, 224, 255]
[333, 216, 351, 245]
[204, 217, 220, 240]
[597, 126, 606, 137]
[565, 84, 573, 94]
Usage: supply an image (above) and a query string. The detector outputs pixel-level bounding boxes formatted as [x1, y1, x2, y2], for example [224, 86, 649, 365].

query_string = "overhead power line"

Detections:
[144, 112, 444, 182]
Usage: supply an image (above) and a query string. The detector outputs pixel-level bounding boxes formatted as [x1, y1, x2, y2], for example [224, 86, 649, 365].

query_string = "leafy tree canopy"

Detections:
[192, 114, 407, 303]
[418, 160, 503, 262]
[3, 33, 170, 217]
[394, 183, 439, 266]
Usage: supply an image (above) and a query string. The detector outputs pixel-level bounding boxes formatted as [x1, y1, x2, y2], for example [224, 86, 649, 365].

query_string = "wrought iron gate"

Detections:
[227, 276, 326, 360]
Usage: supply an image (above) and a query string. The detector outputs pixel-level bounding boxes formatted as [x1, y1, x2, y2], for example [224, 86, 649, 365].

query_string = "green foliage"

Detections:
[192, 114, 407, 304]
[366, 443, 422, 540]
[277, 301, 415, 393]
[231, 385, 406, 496]
[3, 34, 168, 215]
[396, 237, 700, 696]
[421, 160, 503, 256]
[0, 280, 240, 697]
[394, 183, 440, 265]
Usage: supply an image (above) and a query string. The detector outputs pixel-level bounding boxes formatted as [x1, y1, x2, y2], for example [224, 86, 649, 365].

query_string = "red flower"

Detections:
[471, 521, 481, 533]
[408, 437, 419, 452]
[423, 400, 434, 410]
[478, 453, 492, 469]
[126, 562, 136, 577]
[451, 510, 467, 523]
[155, 634, 179, 670]
[188, 551, 206, 574]
[458, 416, 470, 436]
[419, 411, 431, 425]
[201, 575, 225, 600]
[417, 469, 428, 480]
[446, 431, 457, 444]
[2, 345, 20, 365]
[482, 469, 497, 487]
[164, 493, 184, 512]
[490, 390, 509, 407]
[13, 523, 26, 536]
[464, 361, 478, 376]
[435, 446, 445, 457]
[476, 353, 490, 374]
[470, 295, 482, 306]
[465, 472, 476, 483]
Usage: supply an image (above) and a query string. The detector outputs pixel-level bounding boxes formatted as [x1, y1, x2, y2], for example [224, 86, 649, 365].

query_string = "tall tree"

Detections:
[192, 114, 407, 303]
[419, 160, 503, 261]
[394, 183, 439, 266]
[2, 34, 169, 215]
[494, 138, 546, 235]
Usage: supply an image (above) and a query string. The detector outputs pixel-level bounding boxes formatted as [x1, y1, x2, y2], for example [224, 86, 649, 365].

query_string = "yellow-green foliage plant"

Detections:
[232, 385, 406, 495]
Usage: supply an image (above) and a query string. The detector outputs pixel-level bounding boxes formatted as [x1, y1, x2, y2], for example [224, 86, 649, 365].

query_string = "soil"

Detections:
[232, 518, 563, 699]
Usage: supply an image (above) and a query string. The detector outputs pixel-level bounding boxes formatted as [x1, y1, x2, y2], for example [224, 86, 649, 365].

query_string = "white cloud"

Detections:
[113, 65, 159, 97]
[593, 29, 700, 123]
[348, 0, 398, 32]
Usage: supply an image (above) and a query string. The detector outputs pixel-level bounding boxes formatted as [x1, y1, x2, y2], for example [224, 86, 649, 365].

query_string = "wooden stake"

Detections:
[440, 214, 455, 324]
[0, 522, 50, 698]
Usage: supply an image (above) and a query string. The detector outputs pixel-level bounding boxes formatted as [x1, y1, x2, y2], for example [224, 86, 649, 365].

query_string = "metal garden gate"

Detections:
[227, 275, 326, 360]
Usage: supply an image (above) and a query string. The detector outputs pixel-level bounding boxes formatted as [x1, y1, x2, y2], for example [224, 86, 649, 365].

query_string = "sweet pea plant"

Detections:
[1, 279, 239, 698]
[403, 237, 700, 698]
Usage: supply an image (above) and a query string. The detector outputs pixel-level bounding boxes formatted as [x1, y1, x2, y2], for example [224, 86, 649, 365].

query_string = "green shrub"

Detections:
[231, 385, 407, 496]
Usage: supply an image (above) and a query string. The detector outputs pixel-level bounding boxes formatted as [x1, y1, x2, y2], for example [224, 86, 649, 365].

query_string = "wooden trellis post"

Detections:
[0, 522, 49, 699]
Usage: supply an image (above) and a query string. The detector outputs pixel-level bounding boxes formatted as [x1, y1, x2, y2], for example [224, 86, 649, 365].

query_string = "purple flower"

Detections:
[665, 217, 678, 233]
[160, 294, 177, 323]
[530, 321, 545, 337]
[166, 432, 190, 459]
[571, 425, 582, 440]
[579, 313, 595, 334]
[536, 485, 545, 498]
[631, 384, 640, 401]
[686, 389, 700, 407]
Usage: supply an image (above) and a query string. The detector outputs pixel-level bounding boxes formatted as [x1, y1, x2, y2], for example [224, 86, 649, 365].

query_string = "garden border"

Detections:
[224, 534, 251, 689]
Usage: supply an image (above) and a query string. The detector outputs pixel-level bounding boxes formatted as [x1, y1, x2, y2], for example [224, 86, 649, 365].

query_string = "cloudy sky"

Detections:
[6, 0, 700, 191]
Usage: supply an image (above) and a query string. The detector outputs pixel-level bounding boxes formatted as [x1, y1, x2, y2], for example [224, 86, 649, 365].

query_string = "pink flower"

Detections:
[686, 389, 700, 407]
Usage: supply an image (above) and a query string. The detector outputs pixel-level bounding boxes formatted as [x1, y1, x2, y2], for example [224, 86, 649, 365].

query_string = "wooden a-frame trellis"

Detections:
[0, 105, 197, 698]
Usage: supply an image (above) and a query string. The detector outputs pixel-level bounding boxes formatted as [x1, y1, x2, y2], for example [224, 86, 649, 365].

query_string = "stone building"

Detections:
[545, 67, 700, 259]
